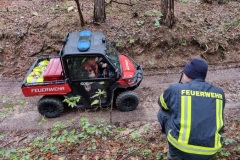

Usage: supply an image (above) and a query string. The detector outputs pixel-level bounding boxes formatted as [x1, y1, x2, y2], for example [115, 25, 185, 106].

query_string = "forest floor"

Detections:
[0, 0, 239, 159]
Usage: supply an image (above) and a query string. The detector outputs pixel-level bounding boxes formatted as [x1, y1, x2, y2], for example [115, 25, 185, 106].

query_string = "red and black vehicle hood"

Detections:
[118, 54, 143, 88]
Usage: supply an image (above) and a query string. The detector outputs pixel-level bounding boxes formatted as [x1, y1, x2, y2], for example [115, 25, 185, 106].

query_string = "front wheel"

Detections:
[116, 91, 139, 111]
[38, 96, 64, 118]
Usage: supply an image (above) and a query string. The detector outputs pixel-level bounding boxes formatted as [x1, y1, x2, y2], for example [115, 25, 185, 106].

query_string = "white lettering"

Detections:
[80, 82, 92, 85]
[125, 60, 130, 70]
[31, 87, 65, 93]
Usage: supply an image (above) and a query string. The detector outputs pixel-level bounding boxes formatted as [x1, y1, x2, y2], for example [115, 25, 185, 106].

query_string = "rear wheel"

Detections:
[38, 96, 64, 118]
[116, 91, 139, 111]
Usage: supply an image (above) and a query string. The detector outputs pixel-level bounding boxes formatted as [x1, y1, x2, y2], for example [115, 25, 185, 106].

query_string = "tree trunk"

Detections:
[74, 0, 85, 26]
[169, 0, 174, 28]
[161, 0, 168, 22]
[161, 0, 174, 28]
[94, 0, 106, 23]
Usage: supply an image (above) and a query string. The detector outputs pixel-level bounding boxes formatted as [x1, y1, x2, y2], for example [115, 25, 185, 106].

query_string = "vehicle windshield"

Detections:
[106, 42, 120, 70]
[79, 36, 90, 41]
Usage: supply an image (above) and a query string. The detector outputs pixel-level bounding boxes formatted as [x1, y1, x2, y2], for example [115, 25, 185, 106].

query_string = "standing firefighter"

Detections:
[157, 58, 225, 160]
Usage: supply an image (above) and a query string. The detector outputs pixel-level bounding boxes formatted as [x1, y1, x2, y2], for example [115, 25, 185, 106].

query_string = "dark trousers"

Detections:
[157, 108, 171, 134]
[157, 108, 182, 160]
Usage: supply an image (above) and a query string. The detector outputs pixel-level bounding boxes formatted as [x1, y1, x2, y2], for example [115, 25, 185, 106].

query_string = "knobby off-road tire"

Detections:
[38, 96, 64, 118]
[116, 91, 139, 111]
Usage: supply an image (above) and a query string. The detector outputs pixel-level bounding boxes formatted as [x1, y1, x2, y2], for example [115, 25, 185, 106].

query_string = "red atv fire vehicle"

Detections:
[21, 30, 143, 118]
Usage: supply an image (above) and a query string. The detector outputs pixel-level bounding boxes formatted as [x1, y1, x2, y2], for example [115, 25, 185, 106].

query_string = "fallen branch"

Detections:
[38, 16, 59, 28]
[29, 40, 45, 57]
[0, 117, 6, 123]
[119, 142, 149, 160]
[115, 124, 145, 140]
[107, 0, 133, 6]
[201, 44, 209, 59]
[115, 128, 138, 140]
[1, 136, 27, 148]
[17, 136, 28, 144]
[202, 43, 209, 54]
[1, 141, 16, 148]
[29, 41, 58, 57]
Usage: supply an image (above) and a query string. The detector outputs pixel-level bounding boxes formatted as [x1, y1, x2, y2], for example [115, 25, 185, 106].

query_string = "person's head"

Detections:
[182, 58, 208, 83]
[87, 57, 96, 65]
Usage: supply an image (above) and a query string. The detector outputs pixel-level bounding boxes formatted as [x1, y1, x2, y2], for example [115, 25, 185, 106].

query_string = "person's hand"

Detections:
[89, 71, 96, 78]
[101, 63, 107, 68]
[99, 62, 107, 68]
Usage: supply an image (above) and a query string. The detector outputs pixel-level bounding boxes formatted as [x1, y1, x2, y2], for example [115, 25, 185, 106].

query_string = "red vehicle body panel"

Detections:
[43, 58, 64, 81]
[119, 54, 136, 78]
[118, 54, 136, 86]
[22, 83, 72, 97]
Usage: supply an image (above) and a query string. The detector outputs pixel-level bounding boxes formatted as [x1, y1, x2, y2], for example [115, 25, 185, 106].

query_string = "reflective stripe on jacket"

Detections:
[158, 79, 225, 159]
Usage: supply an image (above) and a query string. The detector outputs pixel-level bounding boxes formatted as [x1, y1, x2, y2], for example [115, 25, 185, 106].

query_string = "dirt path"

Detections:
[0, 65, 240, 131]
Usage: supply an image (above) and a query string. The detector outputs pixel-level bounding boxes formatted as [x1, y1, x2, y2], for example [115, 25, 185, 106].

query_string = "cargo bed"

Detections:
[21, 57, 71, 97]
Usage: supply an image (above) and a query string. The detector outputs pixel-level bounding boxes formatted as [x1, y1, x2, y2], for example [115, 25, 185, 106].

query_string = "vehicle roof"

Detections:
[62, 31, 107, 57]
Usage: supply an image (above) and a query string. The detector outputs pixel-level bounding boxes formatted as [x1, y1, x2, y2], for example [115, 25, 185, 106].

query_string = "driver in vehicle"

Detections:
[96, 57, 108, 78]
[83, 57, 99, 78]
[83, 57, 109, 78]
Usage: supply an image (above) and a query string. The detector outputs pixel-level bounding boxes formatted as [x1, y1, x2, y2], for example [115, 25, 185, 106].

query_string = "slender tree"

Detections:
[169, 0, 174, 28]
[94, 0, 106, 23]
[161, 0, 174, 28]
[74, 0, 85, 26]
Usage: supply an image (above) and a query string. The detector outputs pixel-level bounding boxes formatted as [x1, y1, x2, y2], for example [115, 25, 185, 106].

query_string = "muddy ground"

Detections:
[0, 64, 240, 159]
[0, 64, 240, 130]
[0, 0, 240, 159]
